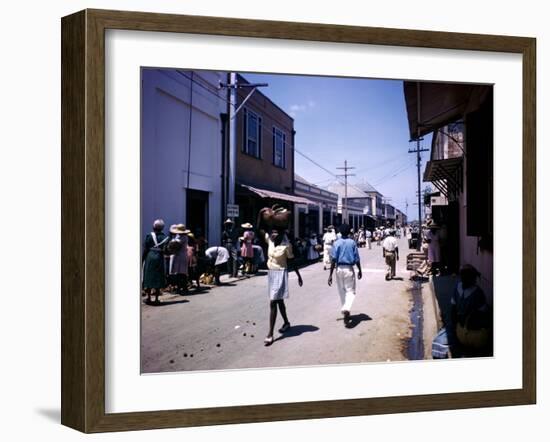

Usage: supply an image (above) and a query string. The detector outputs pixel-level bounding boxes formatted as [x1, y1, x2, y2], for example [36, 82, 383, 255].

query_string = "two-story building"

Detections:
[232, 74, 311, 231]
[141, 68, 226, 245]
[354, 180, 385, 227]
[326, 181, 375, 230]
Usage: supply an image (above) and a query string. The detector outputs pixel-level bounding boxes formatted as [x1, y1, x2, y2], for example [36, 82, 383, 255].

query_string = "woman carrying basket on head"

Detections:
[257, 206, 304, 346]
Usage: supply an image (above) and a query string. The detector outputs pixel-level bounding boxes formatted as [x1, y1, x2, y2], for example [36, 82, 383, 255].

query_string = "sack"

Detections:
[432, 328, 450, 359]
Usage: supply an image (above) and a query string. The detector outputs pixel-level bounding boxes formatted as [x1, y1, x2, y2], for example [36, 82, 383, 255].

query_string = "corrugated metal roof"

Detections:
[240, 184, 315, 205]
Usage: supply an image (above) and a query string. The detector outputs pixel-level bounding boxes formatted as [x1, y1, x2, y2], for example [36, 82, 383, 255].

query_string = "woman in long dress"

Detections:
[240, 223, 255, 274]
[167, 224, 190, 295]
[307, 233, 320, 262]
[263, 228, 303, 346]
[142, 219, 169, 305]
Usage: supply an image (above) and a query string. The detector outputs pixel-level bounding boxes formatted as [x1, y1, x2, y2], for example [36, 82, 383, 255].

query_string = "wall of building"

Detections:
[458, 192, 493, 304]
[141, 69, 225, 245]
[236, 75, 294, 193]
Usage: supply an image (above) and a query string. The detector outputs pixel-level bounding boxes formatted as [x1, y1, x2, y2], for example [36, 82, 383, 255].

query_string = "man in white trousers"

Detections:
[328, 223, 363, 325]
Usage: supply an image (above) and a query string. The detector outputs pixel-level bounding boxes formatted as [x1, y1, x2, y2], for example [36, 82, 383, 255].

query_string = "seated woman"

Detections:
[449, 264, 493, 357]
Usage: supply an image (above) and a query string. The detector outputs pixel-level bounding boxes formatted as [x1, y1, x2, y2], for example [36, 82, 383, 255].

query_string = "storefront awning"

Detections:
[240, 184, 315, 205]
[404, 82, 491, 140]
[423, 157, 463, 199]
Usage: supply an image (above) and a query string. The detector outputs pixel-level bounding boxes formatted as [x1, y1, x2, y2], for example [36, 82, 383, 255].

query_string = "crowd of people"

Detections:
[142, 214, 491, 358]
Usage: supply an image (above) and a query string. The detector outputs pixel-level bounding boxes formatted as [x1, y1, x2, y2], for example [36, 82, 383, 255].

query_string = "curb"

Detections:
[422, 276, 443, 359]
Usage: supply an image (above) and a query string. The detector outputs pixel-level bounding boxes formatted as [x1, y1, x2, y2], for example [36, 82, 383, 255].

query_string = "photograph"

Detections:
[139, 68, 494, 373]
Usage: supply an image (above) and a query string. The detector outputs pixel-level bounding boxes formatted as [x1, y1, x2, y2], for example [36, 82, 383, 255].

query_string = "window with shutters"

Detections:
[272, 126, 286, 169]
[242, 108, 262, 158]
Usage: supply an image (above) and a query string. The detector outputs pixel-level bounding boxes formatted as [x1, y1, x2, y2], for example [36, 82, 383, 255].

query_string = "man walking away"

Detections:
[328, 223, 362, 325]
[382, 229, 399, 280]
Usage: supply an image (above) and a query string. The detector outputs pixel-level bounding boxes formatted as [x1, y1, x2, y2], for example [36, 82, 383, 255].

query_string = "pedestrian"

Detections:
[365, 228, 372, 249]
[425, 221, 441, 275]
[142, 219, 169, 305]
[186, 233, 200, 289]
[328, 223, 363, 325]
[167, 223, 191, 295]
[240, 222, 255, 275]
[262, 227, 303, 346]
[204, 246, 230, 285]
[322, 225, 337, 270]
[307, 232, 320, 262]
[222, 219, 239, 278]
[358, 227, 366, 248]
[449, 265, 492, 357]
[382, 229, 399, 280]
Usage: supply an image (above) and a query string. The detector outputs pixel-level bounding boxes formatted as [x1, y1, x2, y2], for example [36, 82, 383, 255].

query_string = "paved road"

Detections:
[141, 236, 422, 373]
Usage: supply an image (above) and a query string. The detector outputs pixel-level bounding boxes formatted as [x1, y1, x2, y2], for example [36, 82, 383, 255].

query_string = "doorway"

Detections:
[186, 189, 209, 240]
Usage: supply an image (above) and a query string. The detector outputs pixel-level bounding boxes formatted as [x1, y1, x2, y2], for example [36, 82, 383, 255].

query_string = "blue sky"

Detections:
[243, 72, 432, 218]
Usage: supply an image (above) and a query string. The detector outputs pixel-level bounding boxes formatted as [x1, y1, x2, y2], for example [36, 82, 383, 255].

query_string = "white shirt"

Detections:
[323, 231, 337, 245]
[382, 236, 398, 252]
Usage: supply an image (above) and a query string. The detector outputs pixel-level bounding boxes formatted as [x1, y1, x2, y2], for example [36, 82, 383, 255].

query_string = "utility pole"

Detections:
[336, 160, 355, 224]
[409, 140, 429, 250]
[408, 82, 429, 250]
[220, 74, 268, 215]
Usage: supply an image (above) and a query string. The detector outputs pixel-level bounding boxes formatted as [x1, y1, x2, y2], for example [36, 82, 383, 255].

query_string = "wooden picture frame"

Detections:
[61, 9, 536, 433]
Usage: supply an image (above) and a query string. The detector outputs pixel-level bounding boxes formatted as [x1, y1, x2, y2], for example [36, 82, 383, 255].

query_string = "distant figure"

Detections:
[425, 222, 441, 275]
[240, 222, 255, 274]
[263, 228, 303, 346]
[307, 233, 320, 262]
[222, 219, 239, 278]
[167, 223, 190, 295]
[328, 223, 363, 325]
[186, 233, 200, 289]
[357, 227, 366, 248]
[142, 219, 169, 305]
[382, 229, 399, 280]
[365, 228, 372, 249]
[322, 226, 337, 270]
[449, 265, 492, 357]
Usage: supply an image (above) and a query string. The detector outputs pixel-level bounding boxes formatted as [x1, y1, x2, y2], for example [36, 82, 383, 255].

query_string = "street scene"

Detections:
[140, 69, 494, 373]
[141, 234, 436, 373]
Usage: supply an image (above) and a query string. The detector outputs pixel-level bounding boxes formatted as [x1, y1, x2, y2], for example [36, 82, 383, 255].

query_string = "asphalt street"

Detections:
[141, 236, 431, 373]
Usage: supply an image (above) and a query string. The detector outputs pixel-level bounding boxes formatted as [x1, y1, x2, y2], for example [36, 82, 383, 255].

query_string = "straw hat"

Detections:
[170, 223, 190, 234]
[224, 218, 234, 224]
[241, 222, 253, 229]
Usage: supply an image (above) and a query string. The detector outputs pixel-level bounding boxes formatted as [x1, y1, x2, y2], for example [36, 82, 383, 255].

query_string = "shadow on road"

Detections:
[343, 313, 372, 329]
[275, 324, 319, 342]
[183, 287, 212, 296]
[145, 299, 190, 307]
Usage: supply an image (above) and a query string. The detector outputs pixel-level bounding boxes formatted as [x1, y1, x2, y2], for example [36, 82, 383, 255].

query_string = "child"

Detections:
[328, 223, 362, 325]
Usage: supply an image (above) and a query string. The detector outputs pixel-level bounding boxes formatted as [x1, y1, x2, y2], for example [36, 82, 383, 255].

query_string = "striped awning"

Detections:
[240, 184, 315, 205]
[423, 157, 463, 199]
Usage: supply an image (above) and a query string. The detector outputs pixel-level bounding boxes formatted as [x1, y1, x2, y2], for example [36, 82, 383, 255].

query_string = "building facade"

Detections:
[141, 68, 226, 245]
[232, 74, 310, 229]
[404, 81, 493, 300]
[294, 175, 338, 238]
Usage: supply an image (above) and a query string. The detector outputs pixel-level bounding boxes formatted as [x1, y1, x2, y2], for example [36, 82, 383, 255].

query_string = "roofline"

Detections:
[237, 73, 294, 122]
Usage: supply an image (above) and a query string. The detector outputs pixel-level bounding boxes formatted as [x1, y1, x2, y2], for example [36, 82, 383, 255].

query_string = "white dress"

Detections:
[307, 237, 320, 260]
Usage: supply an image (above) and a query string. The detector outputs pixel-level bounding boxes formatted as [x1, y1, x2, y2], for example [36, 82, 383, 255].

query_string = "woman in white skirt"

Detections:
[264, 227, 303, 346]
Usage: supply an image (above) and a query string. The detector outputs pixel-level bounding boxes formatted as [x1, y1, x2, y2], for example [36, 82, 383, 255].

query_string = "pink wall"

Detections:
[458, 193, 494, 305]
